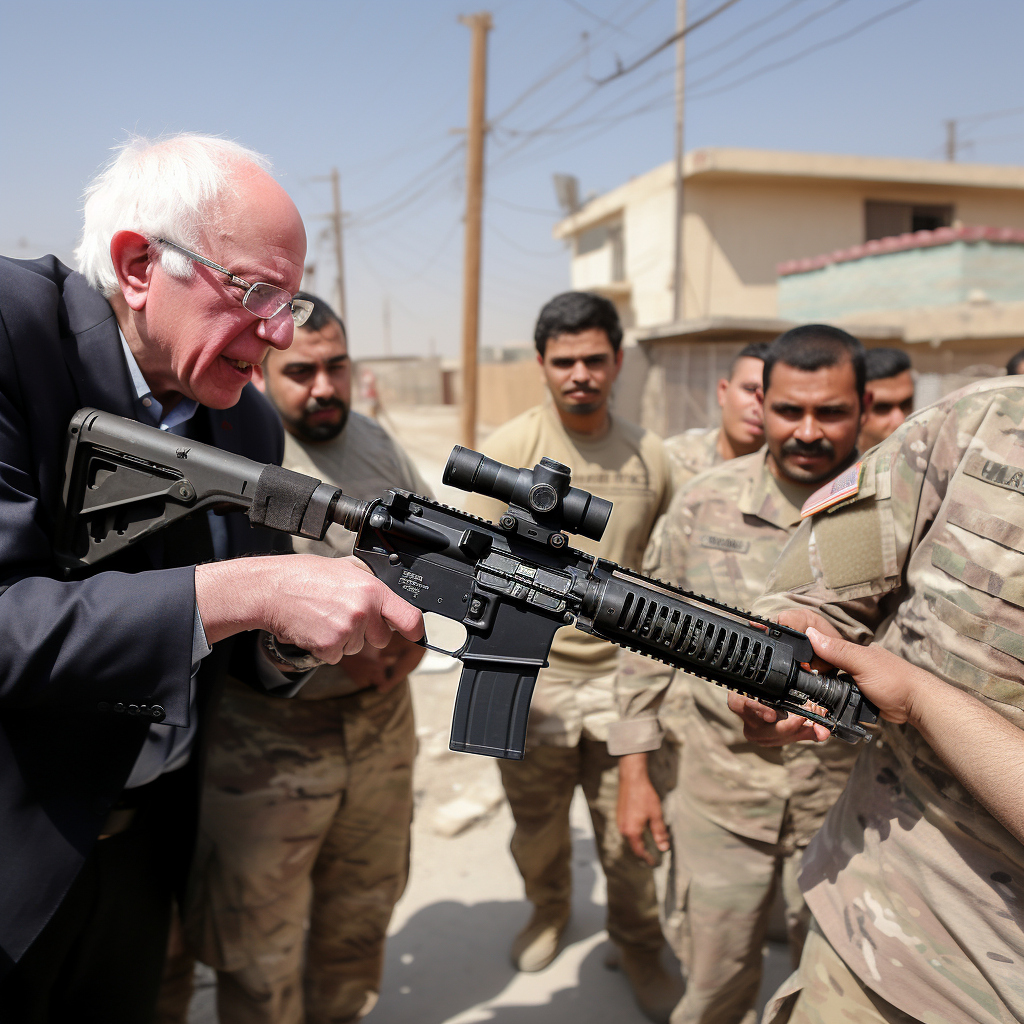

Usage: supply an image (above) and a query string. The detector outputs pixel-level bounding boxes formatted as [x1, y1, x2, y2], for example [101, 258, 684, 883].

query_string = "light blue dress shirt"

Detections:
[118, 337, 314, 788]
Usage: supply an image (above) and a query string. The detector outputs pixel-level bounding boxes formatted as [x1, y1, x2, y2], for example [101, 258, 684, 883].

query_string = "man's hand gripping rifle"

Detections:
[57, 408, 878, 760]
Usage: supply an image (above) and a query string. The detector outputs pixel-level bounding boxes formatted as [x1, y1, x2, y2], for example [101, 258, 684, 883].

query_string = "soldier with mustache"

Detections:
[611, 325, 870, 1024]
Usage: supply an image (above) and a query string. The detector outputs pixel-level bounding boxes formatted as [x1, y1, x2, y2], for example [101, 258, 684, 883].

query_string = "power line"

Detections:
[594, 0, 744, 84]
[688, 0, 855, 90]
[687, 0, 813, 66]
[689, 0, 923, 100]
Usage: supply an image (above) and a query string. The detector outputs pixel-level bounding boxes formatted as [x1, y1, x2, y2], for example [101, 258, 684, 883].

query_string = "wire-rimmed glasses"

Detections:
[155, 238, 313, 327]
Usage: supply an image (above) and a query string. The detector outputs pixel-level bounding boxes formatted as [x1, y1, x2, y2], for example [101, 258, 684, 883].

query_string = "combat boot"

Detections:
[509, 903, 571, 972]
[606, 942, 684, 1024]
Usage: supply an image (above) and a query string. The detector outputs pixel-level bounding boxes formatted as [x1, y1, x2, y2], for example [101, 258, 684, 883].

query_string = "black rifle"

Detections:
[56, 407, 878, 759]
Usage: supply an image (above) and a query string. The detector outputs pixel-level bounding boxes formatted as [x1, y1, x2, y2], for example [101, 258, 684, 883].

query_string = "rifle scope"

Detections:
[444, 446, 612, 542]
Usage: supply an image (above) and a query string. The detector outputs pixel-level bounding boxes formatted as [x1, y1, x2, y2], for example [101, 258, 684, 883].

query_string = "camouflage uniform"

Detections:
[663, 427, 723, 490]
[608, 451, 859, 1024]
[182, 412, 431, 1024]
[465, 403, 674, 956]
[754, 379, 1024, 1024]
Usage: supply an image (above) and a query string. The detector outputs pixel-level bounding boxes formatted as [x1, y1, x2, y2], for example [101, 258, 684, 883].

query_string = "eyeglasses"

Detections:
[155, 238, 314, 328]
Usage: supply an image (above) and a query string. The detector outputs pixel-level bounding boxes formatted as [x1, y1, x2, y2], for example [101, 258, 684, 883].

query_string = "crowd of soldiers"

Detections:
[153, 280, 1019, 1024]
[1, 133, 1019, 1024]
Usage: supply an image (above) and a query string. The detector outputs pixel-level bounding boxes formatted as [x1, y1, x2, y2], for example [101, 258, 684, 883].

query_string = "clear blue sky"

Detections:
[1, 0, 1022, 358]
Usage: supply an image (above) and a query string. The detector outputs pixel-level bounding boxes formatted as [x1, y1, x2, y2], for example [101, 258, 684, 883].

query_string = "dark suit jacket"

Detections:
[0, 255, 287, 975]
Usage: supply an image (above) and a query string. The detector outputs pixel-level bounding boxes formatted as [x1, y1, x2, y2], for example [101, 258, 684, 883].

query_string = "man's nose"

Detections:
[310, 369, 336, 400]
[256, 311, 294, 350]
[794, 414, 823, 442]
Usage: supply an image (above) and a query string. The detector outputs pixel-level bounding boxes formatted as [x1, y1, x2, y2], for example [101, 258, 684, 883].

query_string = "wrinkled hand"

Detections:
[196, 554, 423, 663]
[617, 753, 670, 866]
[728, 609, 842, 746]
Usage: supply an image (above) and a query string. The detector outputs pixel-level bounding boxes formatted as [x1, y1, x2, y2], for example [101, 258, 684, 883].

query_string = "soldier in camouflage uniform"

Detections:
[731, 376, 1024, 1024]
[610, 326, 869, 1024]
[175, 295, 429, 1024]
[661, 343, 766, 489]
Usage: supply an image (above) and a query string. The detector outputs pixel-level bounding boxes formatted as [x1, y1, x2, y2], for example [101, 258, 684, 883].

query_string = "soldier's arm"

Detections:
[612, 492, 696, 863]
[608, 494, 695, 755]
[770, 631, 1023, 844]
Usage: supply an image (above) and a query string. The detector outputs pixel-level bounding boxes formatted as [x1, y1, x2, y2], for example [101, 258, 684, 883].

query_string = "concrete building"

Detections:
[554, 148, 1024, 436]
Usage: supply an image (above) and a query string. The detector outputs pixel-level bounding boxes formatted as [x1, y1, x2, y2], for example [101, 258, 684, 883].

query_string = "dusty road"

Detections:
[187, 404, 791, 1022]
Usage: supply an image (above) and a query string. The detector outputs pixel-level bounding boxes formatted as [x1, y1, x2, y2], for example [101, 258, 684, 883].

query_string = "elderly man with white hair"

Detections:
[0, 134, 421, 1023]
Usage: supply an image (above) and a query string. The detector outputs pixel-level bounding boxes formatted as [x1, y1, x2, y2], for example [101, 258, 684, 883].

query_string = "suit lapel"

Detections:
[59, 272, 136, 418]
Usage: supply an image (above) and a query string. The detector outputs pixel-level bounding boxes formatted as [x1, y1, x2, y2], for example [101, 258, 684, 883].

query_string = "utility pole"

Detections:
[944, 119, 958, 162]
[382, 295, 392, 356]
[329, 168, 348, 322]
[458, 11, 492, 449]
[312, 169, 348, 322]
[671, 0, 687, 323]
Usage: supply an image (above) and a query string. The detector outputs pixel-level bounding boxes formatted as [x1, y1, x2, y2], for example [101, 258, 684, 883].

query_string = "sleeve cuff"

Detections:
[254, 644, 317, 697]
[192, 604, 213, 670]
[607, 716, 664, 756]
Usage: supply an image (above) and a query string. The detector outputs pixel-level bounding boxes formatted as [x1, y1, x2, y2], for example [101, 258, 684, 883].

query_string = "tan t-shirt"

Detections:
[284, 411, 433, 699]
[464, 402, 673, 744]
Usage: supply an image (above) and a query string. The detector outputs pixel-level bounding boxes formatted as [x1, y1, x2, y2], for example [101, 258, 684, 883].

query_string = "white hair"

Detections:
[75, 133, 271, 296]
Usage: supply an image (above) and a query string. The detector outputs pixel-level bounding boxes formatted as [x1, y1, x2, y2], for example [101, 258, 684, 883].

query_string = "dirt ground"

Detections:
[187, 404, 792, 1023]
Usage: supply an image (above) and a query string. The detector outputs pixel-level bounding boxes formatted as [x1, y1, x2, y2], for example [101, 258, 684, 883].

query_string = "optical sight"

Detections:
[443, 446, 612, 542]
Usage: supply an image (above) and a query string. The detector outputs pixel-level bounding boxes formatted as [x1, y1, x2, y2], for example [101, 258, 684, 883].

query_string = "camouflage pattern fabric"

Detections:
[754, 379, 1024, 1024]
[761, 921, 920, 1024]
[663, 427, 723, 490]
[185, 677, 415, 1024]
[665, 792, 809, 1024]
[498, 732, 665, 953]
[172, 415, 429, 1024]
[608, 451, 859, 1022]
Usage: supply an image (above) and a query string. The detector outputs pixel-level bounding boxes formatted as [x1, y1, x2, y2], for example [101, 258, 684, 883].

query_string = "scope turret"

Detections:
[443, 446, 612, 542]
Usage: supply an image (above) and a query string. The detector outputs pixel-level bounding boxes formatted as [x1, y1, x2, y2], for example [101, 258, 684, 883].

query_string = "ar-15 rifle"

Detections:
[56, 407, 878, 759]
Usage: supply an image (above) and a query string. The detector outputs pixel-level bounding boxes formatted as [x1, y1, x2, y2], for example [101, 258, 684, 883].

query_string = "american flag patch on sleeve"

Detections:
[800, 461, 863, 518]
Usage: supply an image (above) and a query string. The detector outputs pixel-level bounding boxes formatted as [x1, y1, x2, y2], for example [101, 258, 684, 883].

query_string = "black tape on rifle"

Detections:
[248, 465, 321, 533]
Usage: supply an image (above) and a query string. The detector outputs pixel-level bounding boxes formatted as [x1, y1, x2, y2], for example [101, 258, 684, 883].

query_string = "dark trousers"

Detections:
[0, 804, 176, 1023]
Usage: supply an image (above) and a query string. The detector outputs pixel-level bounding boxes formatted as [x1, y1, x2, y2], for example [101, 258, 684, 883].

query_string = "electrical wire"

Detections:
[687, 0, 814, 67]
[687, 0, 855, 90]
[689, 0, 924, 100]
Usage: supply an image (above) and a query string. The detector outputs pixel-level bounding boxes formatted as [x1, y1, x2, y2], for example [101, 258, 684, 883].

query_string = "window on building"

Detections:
[575, 220, 626, 281]
[865, 201, 954, 241]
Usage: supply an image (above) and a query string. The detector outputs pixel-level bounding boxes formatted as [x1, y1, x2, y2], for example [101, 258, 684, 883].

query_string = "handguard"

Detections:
[56, 409, 879, 759]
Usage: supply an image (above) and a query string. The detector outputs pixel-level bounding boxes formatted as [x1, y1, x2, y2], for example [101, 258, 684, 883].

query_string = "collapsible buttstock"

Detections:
[449, 662, 540, 760]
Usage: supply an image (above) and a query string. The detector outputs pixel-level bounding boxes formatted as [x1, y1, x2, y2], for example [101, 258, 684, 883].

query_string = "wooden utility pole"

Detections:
[671, 0, 687, 323]
[458, 11, 492, 449]
[944, 119, 958, 161]
[329, 168, 348, 322]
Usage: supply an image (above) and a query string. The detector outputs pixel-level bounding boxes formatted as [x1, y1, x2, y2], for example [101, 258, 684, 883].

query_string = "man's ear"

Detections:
[716, 376, 730, 408]
[860, 388, 874, 427]
[109, 231, 155, 312]
[252, 361, 267, 394]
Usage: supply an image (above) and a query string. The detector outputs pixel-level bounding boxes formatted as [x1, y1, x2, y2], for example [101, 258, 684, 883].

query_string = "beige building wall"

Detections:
[557, 149, 1024, 329]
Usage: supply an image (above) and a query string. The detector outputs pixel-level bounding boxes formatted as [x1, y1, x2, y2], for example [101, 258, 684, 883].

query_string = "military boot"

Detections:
[509, 904, 571, 972]
[606, 942, 684, 1024]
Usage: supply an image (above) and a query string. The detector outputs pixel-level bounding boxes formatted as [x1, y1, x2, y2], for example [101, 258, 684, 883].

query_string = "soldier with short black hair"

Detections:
[663, 343, 767, 488]
[611, 324, 867, 1024]
[465, 291, 680, 1023]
